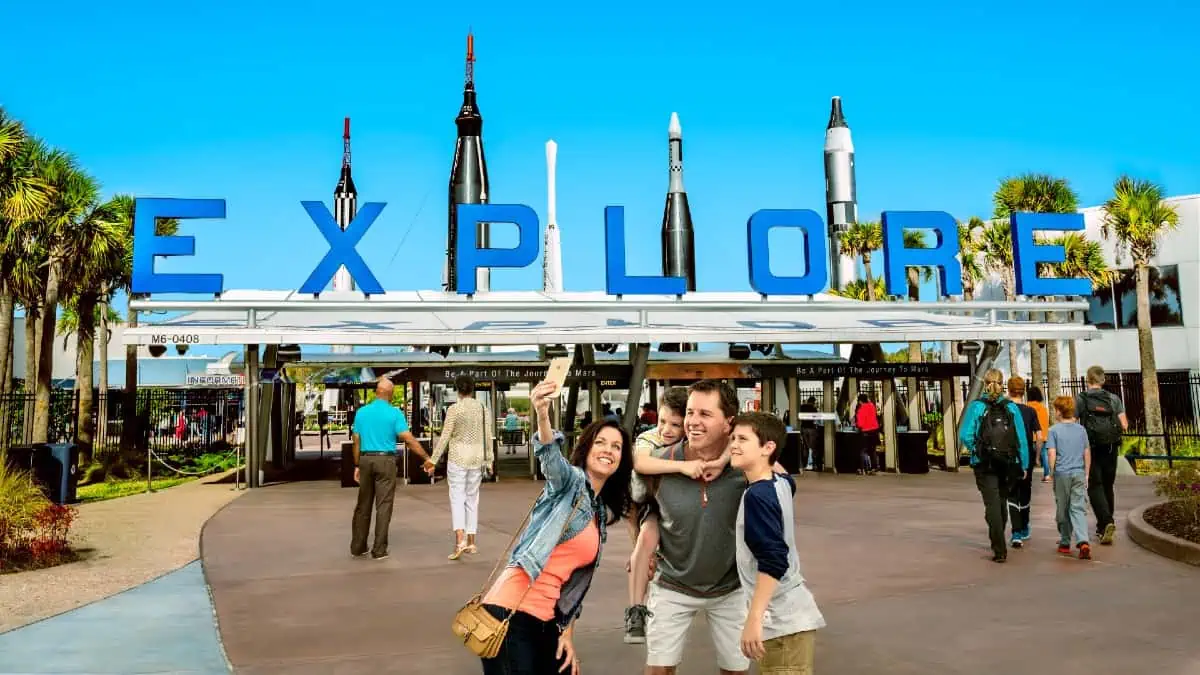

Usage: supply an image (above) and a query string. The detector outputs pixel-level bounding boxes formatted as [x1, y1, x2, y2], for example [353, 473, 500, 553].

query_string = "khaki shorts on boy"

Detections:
[759, 630, 816, 674]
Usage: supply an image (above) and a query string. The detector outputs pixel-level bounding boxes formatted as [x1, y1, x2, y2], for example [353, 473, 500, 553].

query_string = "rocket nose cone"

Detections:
[827, 96, 848, 129]
[668, 112, 681, 139]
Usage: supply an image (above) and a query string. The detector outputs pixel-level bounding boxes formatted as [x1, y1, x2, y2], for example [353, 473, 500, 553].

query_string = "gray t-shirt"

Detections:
[1047, 422, 1089, 475]
[633, 442, 747, 598]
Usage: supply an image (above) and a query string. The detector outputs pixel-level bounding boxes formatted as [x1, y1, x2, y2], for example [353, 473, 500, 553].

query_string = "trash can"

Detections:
[34, 443, 80, 504]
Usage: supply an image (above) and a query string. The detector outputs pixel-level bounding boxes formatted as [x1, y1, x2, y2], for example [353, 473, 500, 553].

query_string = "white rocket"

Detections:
[542, 139, 564, 293]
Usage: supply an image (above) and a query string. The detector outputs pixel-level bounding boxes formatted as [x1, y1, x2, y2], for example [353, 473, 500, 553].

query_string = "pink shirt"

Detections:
[484, 521, 600, 622]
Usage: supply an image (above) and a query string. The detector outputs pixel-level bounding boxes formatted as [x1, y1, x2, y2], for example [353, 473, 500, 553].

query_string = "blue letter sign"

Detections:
[746, 209, 828, 295]
[881, 211, 963, 297]
[1011, 213, 1092, 296]
[455, 204, 541, 295]
[604, 206, 688, 296]
[299, 201, 386, 295]
[131, 198, 226, 295]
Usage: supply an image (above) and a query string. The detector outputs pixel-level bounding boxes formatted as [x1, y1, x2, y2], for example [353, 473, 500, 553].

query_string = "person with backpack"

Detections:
[1006, 377, 1042, 549]
[958, 369, 1030, 563]
[1074, 365, 1128, 546]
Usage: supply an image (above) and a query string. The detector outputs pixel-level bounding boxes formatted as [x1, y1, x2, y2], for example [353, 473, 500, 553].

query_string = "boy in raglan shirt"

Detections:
[730, 412, 826, 673]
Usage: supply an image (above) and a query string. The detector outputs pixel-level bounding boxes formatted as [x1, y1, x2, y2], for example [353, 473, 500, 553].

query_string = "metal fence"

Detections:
[0, 388, 244, 459]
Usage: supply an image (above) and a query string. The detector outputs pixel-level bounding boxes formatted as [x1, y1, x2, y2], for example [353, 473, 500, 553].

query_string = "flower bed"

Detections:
[0, 463, 80, 574]
[1145, 464, 1200, 545]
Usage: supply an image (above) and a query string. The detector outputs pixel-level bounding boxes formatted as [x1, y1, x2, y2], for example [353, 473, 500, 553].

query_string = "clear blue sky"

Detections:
[4, 0, 1198, 309]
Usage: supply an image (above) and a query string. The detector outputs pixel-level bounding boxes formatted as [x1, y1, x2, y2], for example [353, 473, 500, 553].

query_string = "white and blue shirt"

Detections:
[735, 472, 826, 641]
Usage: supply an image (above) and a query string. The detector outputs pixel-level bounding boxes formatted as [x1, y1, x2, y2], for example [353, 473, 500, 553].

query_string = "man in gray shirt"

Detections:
[1074, 365, 1128, 545]
[632, 380, 750, 675]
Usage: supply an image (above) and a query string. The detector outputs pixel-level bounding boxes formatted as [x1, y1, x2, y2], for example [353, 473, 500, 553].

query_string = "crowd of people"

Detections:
[342, 361, 1129, 673]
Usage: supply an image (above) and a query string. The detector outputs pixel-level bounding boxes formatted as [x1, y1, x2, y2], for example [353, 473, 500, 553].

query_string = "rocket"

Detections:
[444, 30, 491, 294]
[661, 112, 696, 291]
[333, 117, 357, 294]
[543, 140, 563, 293]
[823, 96, 858, 291]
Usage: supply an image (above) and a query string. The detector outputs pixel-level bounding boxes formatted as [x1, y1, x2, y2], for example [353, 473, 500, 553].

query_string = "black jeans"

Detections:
[1008, 468, 1033, 538]
[975, 465, 1016, 557]
[480, 604, 567, 675]
[802, 427, 823, 471]
[1088, 443, 1120, 532]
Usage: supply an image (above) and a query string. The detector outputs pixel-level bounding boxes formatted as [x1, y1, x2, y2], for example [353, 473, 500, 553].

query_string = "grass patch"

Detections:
[77, 476, 196, 503]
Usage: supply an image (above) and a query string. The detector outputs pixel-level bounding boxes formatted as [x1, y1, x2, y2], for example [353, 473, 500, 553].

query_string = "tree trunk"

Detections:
[951, 286, 971, 423]
[23, 305, 39, 445]
[1030, 337, 1044, 391]
[0, 288, 12, 452]
[1068, 336, 1079, 382]
[97, 294, 110, 455]
[75, 293, 98, 466]
[1134, 264, 1164, 453]
[906, 268, 923, 429]
[863, 252, 876, 301]
[34, 257, 64, 444]
[1045, 310, 1061, 399]
[1004, 275, 1018, 377]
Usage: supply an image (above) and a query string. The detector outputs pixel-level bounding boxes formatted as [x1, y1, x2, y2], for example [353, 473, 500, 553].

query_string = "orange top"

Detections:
[1028, 400, 1050, 442]
[484, 521, 600, 622]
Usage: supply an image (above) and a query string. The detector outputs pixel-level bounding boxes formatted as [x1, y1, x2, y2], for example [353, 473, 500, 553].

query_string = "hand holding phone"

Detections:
[545, 356, 571, 393]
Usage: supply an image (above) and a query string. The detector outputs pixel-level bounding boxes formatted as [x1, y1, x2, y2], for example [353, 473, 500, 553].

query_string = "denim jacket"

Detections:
[506, 430, 608, 631]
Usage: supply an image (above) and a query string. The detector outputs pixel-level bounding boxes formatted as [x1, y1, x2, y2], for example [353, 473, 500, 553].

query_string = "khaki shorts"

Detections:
[760, 630, 816, 674]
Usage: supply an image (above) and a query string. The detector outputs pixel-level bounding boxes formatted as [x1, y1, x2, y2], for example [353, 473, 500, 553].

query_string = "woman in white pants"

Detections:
[425, 374, 493, 560]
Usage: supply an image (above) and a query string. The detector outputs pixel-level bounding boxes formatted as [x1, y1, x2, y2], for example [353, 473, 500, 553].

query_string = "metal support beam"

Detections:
[244, 345, 260, 487]
[941, 379, 959, 471]
[257, 345, 279, 483]
[622, 344, 651, 437]
[786, 377, 799, 428]
[822, 380, 836, 472]
[882, 378, 897, 472]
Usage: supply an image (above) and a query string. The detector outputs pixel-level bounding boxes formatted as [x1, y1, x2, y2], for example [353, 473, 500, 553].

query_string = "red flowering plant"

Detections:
[1, 463, 78, 573]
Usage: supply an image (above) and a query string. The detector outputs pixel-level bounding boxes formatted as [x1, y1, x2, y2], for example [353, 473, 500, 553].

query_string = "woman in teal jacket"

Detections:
[478, 380, 633, 674]
[959, 368, 1030, 563]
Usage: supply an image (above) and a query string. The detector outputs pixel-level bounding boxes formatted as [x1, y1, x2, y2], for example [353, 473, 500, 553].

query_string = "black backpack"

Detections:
[975, 399, 1019, 467]
[1079, 390, 1122, 446]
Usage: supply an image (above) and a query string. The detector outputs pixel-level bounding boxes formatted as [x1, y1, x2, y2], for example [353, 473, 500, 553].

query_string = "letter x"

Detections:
[298, 201, 386, 295]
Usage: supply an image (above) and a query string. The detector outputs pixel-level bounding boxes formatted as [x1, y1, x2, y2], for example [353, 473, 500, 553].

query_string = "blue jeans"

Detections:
[1054, 472, 1089, 546]
[1040, 446, 1050, 479]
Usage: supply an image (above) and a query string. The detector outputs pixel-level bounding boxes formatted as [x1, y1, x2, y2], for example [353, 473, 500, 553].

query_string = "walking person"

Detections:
[799, 396, 822, 472]
[958, 369, 1030, 563]
[474, 379, 633, 675]
[1005, 377, 1042, 549]
[426, 375, 495, 560]
[1046, 395, 1093, 560]
[1026, 386, 1051, 482]
[503, 407, 522, 454]
[854, 393, 880, 474]
[729, 412, 826, 674]
[351, 377, 434, 560]
[634, 379, 754, 675]
[1075, 365, 1127, 545]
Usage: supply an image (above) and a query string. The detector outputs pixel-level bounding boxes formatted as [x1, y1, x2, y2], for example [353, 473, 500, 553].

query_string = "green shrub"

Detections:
[1154, 463, 1200, 526]
[1, 464, 78, 573]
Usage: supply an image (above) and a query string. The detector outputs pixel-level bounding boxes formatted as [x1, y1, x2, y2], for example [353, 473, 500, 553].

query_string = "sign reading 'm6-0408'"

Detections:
[130, 198, 1095, 299]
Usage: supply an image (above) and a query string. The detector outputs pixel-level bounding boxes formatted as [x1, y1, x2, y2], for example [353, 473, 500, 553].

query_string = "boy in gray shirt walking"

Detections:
[1046, 395, 1093, 560]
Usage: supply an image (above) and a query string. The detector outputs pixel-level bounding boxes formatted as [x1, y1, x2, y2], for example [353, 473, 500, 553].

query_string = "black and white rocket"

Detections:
[333, 116, 357, 294]
[444, 30, 491, 294]
[661, 112, 696, 290]
[823, 96, 858, 291]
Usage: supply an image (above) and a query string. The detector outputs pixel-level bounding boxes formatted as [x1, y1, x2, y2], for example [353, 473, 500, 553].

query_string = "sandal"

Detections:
[464, 544, 478, 555]
[448, 545, 468, 561]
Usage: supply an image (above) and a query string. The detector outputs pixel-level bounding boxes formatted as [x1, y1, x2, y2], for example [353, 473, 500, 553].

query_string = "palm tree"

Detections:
[958, 218, 986, 302]
[1048, 233, 1111, 381]
[902, 229, 933, 428]
[840, 221, 883, 301]
[1102, 176, 1180, 450]
[827, 278, 888, 301]
[992, 173, 1079, 392]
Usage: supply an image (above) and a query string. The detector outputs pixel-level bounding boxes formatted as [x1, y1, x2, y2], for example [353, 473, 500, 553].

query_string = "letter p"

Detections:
[454, 204, 541, 295]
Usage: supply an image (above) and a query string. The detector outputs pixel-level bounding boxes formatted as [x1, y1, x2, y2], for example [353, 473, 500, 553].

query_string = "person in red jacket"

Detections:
[854, 393, 881, 475]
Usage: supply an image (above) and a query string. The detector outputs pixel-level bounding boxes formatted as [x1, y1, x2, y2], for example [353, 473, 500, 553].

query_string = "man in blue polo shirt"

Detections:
[352, 377, 433, 560]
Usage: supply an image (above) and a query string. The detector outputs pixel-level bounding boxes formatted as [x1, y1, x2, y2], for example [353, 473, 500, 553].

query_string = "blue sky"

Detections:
[4, 0, 1198, 314]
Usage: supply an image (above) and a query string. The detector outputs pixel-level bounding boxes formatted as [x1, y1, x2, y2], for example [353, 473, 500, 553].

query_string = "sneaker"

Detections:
[1078, 543, 1091, 560]
[623, 605, 651, 644]
[1100, 523, 1116, 546]
[351, 551, 368, 559]
[992, 553, 1007, 563]
[371, 552, 389, 560]
[1057, 544, 1072, 555]
[1011, 539, 1023, 549]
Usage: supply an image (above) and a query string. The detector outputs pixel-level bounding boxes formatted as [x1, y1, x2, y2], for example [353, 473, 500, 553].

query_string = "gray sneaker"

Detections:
[624, 605, 651, 644]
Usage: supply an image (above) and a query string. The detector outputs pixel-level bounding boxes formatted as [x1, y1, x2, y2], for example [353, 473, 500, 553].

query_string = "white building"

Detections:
[1074, 194, 1198, 377]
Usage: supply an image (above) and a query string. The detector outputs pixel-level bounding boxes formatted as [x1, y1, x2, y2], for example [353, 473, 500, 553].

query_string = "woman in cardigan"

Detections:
[426, 374, 495, 560]
[479, 379, 633, 675]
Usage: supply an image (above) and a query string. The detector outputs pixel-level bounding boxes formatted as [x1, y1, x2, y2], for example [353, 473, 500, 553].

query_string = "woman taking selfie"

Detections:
[473, 379, 633, 674]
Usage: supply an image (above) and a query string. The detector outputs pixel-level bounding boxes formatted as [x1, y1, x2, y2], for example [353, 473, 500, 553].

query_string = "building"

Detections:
[1076, 194, 1198, 376]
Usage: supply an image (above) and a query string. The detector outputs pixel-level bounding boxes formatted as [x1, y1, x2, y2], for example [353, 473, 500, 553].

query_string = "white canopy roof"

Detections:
[125, 290, 1096, 347]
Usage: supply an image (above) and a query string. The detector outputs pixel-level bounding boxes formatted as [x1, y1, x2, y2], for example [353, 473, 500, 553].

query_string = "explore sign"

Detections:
[130, 198, 1095, 299]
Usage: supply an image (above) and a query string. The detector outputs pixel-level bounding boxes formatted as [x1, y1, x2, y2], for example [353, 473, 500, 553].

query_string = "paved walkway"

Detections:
[0, 470, 243, 634]
[201, 471, 1200, 674]
[0, 560, 229, 674]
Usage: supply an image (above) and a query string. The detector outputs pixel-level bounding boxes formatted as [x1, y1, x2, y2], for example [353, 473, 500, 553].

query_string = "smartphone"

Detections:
[545, 356, 572, 392]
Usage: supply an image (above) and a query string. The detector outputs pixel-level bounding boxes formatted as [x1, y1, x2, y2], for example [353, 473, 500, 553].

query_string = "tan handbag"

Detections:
[451, 491, 585, 659]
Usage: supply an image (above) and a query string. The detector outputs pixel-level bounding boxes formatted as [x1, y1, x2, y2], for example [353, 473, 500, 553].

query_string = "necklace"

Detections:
[700, 482, 709, 508]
